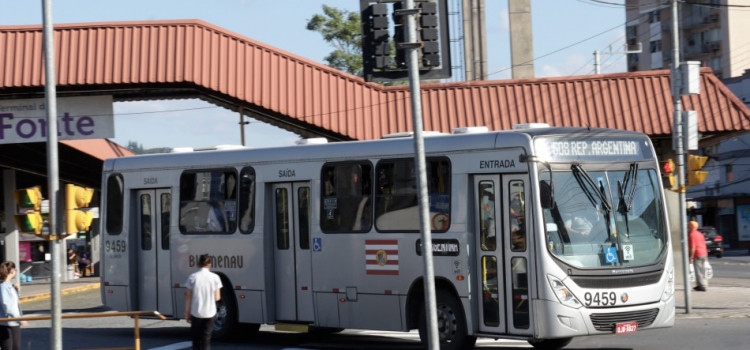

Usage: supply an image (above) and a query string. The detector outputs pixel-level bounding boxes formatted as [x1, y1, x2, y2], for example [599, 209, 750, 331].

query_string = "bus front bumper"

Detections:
[533, 294, 675, 339]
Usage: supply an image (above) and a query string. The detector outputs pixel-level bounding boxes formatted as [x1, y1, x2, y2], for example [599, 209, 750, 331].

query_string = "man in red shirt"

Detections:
[688, 221, 709, 291]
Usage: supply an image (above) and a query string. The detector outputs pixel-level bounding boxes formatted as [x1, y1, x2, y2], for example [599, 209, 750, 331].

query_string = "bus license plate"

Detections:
[615, 321, 638, 334]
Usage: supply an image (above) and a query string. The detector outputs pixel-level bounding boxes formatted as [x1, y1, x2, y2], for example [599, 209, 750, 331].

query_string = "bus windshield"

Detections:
[540, 166, 666, 269]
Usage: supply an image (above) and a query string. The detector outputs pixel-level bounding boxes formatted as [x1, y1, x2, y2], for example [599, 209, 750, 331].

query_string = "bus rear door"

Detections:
[473, 175, 532, 336]
[134, 188, 173, 316]
[271, 182, 314, 323]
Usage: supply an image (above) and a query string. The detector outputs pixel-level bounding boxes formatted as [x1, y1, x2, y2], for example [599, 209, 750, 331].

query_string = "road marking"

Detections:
[148, 341, 190, 350]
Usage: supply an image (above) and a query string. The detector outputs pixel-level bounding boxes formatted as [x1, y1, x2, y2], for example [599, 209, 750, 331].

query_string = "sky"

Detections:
[0, 0, 627, 150]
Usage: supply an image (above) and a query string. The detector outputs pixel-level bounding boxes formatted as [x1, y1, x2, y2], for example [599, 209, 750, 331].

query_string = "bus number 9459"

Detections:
[583, 291, 617, 306]
[105, 240, 127, 253]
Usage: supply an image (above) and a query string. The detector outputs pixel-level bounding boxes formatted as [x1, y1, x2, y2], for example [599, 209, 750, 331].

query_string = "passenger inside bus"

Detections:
[320, 163, 372, 232]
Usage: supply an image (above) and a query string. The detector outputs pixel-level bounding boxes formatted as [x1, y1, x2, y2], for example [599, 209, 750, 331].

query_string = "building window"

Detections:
[649, 40, 662, 53]
[726, 164, 733, 182]
[649, 10, 661, 23]
[626, 25, 637, 40]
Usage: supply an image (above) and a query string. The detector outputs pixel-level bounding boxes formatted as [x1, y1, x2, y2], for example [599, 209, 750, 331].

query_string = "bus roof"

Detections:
[103, 127, 647, 172]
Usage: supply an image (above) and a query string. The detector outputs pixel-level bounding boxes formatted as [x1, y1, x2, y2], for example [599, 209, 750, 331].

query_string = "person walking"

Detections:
[0, 261, 27, 350]
[184, 254, 222, 350]
[688, 220, 709, 291]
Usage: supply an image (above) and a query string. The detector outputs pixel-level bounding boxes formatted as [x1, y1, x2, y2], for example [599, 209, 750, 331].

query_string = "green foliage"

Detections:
[126, 140, 171, 154]
[306, 5, 363, 76]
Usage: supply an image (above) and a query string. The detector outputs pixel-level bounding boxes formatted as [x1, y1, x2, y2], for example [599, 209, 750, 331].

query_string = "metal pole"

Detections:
[41, 0, 63, 348]
[403, 0, 439, 348]
[594, 50, 600, 74]
[239, 108, 246, 146]
[670, 0, 691, 314]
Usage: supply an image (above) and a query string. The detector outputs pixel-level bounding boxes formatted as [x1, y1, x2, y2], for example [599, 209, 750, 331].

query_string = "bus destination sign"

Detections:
[536, 138, 650, 161]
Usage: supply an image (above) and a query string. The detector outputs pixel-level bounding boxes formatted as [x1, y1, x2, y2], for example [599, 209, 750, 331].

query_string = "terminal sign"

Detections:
[0, 96, 114, 144]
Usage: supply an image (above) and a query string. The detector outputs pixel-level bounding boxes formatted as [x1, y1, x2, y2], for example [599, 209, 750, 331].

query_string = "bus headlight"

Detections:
[661, 268, 674, 301]
[548, 275, 582, 309]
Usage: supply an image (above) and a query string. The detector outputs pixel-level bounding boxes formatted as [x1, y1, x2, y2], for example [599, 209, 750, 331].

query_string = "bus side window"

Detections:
[479, 181, 496, 251]
[509, 180, 526, 252]
[375, 158, 451, 232]
[179, 169, 238, 234]
[239, 167, 256, 234]
[320, 162, 373, 233]
[106, 174, 124, 235]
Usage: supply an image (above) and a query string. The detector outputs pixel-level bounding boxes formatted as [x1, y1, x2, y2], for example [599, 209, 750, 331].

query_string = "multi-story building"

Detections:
[625, 0, 750, 79]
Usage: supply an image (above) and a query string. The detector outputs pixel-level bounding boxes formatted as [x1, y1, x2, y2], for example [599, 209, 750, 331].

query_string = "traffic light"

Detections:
[66, 183, 95, 235]
[13, 186, 44, 235]
[361, 2, 392, 71]
[360, 0, 451, 82]
[687, 155, 709, 187]
[392, 1, 406, 68]
[661, 159, 675, 189]
[418, 0, 440, 68]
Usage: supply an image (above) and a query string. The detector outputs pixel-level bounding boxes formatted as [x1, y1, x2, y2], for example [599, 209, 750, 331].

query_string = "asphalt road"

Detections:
[708, 249, 750, 280]
[19, 282, 750, 350]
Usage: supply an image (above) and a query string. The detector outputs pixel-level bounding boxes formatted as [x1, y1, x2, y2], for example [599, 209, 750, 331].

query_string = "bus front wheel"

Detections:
[528, 337, 573, 349]
[418, 289, 476, 350]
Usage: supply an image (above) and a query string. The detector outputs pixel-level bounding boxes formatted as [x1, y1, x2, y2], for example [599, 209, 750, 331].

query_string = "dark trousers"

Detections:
[190, 315, 215, 350]
[0, 325, 20, 350]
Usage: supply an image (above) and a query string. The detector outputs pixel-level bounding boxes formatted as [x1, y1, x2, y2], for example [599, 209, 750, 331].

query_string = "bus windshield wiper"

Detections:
[618, 163, 638, 213]
[571, 163, 612, 213]
[617, 163, 638, 239]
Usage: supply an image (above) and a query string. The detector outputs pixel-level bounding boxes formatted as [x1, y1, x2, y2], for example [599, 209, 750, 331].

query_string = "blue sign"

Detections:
[313, 237, 322, 252]
[605, 246, 618, 264]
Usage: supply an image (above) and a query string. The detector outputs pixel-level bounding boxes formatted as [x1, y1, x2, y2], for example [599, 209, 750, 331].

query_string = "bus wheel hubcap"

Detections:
[437, 304, 457, 341]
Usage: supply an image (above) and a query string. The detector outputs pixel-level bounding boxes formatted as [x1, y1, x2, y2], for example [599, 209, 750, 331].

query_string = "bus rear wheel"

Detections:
[213, 287, 239, 341]
[418, 289, 476, 350]
[528, 337, 573, 349]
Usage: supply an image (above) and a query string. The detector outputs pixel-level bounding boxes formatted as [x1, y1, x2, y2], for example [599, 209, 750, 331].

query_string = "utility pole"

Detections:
[398, 0, 439, 348]
[41, 0, 63, 348]
[239, 107, 249, 146]
[593, 43, 642, 74]
[670, 0, 691, 314]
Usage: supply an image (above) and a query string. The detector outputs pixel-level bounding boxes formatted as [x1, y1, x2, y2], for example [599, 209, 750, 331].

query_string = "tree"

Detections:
[306, 5, 363, 76]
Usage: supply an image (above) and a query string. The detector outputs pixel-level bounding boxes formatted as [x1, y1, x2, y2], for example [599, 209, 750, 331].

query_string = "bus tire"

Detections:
[528, 337, 573, 350]
[213, 286, 239, 341]
[418, 289, 476, 350]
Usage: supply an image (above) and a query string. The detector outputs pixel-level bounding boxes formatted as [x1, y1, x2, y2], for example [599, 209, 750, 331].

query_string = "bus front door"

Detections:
[473, 175, 532, 336]
[134, 189, 173, 316]
[272, 182, 314, 323]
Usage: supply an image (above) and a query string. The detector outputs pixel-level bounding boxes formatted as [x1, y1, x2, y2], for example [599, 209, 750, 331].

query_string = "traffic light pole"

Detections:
[670, 0, 691, 314]
[41, 0, 64, 348]
[402, 0, 439, 348]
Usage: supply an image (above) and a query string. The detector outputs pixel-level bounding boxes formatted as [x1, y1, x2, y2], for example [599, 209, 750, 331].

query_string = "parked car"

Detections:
[698, 227, 724, 258]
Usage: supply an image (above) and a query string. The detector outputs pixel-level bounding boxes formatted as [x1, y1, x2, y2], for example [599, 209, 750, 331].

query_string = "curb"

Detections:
[19, 283, 101, 304]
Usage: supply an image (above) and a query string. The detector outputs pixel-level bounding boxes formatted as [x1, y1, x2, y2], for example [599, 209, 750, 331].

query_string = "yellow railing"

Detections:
[0, 310, 167, 350]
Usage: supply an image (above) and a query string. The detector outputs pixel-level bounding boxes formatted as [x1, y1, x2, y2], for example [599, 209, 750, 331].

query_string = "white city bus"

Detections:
[100, 126, 675, 349]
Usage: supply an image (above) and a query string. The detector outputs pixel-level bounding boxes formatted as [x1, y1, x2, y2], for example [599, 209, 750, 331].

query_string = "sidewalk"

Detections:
[675, 277, 750, 319]
[18, 276, 100, 304]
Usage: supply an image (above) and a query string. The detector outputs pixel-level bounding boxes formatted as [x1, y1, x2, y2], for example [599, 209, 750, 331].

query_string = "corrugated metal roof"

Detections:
[1, 19, 748, 140]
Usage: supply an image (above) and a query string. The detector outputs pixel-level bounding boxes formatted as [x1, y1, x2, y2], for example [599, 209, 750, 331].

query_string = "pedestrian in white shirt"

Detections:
[0, 261, 27, 350]
[184, 254, 222, 350]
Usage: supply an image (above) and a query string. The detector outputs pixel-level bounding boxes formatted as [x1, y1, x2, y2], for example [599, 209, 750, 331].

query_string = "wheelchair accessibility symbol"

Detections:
[605, 246, 618, 264]
[313, 237, 322, 252]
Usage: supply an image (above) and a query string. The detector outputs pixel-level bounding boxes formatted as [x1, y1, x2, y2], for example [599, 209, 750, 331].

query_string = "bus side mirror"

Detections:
[540, 180, 553, 209]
